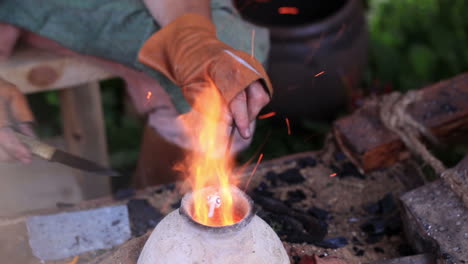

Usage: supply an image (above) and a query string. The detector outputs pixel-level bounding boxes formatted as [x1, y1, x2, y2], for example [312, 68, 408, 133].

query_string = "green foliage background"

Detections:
[366, 0, 468, 92]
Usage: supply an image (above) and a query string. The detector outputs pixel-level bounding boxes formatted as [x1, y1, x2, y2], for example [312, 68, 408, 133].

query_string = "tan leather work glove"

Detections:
[0, 78, 35, 163]
[138, 14, 272, 138]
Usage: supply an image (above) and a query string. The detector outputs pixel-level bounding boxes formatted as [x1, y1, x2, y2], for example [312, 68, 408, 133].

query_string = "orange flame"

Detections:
[177, 83, 238, 227]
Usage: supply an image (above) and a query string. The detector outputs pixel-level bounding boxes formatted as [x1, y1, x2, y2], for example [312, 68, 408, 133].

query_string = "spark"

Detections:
[329, 173, 337, 177]
[244, 153, 264, 191]
[146, 91, 152, 100]
[314, 71, 325, 78]
[278, 7, 299, 15]
[258, 112, 276, 119]
[251, 29, 256, 58]
[285, 118, 291, 135]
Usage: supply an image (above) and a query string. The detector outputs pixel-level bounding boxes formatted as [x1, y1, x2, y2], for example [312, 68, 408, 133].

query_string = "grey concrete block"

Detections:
[400, 181, 468, 264]
[26, 205, 131, 261]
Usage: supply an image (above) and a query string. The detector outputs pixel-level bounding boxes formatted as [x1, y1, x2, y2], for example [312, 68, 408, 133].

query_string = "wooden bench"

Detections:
[0, 47, 114, 200]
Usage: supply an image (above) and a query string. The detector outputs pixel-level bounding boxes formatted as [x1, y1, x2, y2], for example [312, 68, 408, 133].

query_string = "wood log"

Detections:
[334, 73, 468, 172]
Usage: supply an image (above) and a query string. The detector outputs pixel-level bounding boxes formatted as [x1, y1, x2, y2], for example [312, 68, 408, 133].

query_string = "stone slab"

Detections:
[400, 181, 468, 263]
[26, 205, 131, 261]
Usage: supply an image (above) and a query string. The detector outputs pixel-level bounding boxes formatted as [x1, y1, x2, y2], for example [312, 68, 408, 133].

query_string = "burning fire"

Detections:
[177, 83, 240, 227]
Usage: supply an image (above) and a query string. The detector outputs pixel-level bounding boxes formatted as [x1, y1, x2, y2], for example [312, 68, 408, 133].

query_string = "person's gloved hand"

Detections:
[138, 14, 272, 139]
[0, 78, 35, 163]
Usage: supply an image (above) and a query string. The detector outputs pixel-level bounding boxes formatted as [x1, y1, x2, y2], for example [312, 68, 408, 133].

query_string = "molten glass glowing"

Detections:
[177, 83, 238, 227]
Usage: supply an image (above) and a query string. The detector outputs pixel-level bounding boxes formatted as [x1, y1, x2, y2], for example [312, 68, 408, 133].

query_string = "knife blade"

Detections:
[14, 132, 120, 177]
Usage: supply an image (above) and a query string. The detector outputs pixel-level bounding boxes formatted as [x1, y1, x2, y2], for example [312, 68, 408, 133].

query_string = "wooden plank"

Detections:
[59, 82, 111, 199]
[0, 47, 113, 94]
[334, 73, 468, 172]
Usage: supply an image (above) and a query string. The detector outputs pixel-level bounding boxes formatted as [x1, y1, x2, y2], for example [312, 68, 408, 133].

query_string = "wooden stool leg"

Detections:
[59, 82, 111, 199]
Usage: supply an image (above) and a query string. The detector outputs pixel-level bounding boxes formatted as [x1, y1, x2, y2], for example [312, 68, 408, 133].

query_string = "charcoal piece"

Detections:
[285, 232, 319, 244]
[314, 237, 348, 249]
[268, 214, 305, 237]
[265, 171, 279, 187]
[252, 194, 290, 215]
[308, 207, 329, 220]
[171, 200, 181, 209]
[287, 190, 306, 203]
[338, 162, 365, 179]
[364, 193, 396, 216]
[361, 217, 387, 235]
[352, 236, 363, 246]
[113, 188, 135, 200]
[380, 193, 396, 214]
[363, 202, 380, 215]
[398, 244, 416, 256]
[365, 234, 383, 244]
[253, 182, 274, 197]
[165, 183, 176, 191]
[334, 152, 347, 161]
[353, 246, 366, 256]
[127, 199, 163, 237]
[385, 216, 402, 236]
[153, 187, 164, 194]
[278, 168, 305, 184]
[296, 157, 317, 168]
[374, 247, 385, 253]
[253, 194, 327, 241]
[292, 256, 301, 264]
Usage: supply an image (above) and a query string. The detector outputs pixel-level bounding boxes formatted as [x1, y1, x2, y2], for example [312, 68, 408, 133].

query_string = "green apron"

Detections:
[0, 0, 269, 113]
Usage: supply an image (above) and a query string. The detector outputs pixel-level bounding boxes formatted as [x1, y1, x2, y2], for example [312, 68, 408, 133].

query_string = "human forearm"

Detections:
[143, 0, 211, 26]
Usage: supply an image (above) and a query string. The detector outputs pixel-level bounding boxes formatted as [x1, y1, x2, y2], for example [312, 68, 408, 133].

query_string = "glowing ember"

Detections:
[243, 153, 264, 191]
[258, 112, 276, 119]
[146, 91, 152, 100]
[314, 71, 325, 78]
[278, 6, 299, 15]
[285, 118, 291, 135]
[177, 82, 238, 227]
[329, 173, 337, 177]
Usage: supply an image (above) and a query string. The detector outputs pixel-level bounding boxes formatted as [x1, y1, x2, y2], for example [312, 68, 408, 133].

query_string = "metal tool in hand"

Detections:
[14, 131, 120, 177]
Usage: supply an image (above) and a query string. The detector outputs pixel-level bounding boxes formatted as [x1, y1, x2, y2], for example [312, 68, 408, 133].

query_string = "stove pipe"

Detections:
[137, 186, 289, 264]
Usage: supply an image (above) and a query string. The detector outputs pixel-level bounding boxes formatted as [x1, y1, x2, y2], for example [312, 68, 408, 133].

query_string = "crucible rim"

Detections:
[179, 185, 255, 234]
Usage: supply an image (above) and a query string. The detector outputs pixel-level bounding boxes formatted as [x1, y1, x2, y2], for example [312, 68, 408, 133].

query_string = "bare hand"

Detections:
[0, 125, 34, 163]
[229, 81, 270, 139]
[0, 77, 35, 163]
